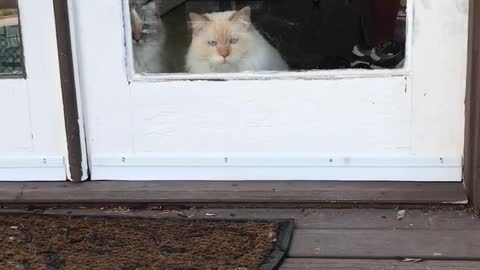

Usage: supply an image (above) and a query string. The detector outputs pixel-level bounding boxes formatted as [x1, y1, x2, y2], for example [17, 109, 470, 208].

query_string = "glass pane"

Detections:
[129, 0, 407, 74]
[0, 0, 23, 76]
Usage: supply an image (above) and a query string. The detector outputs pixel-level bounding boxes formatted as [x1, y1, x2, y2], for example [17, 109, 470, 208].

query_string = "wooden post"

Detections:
[52, 0, 85, 182]
[464, 0, 480, 212]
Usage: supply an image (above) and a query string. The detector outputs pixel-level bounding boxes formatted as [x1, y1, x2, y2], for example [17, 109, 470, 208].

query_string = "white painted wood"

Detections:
[0, 0, 68, 180]
[71, 0, 469, 181]
[0, 156, 65, 181]
[132, 64, 410, 81]
[69, 0, 131, 157]
[410, 0, 469, 158]
[0, 79, 33, 153]
[130, 78, 411, 154]
[93, 156, 460, 168]
[93, 166, 461, 181]
[92, 156, 460, 181]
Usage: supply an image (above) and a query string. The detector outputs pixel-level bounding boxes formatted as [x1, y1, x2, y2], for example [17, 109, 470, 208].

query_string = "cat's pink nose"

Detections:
[218, 48, 230, 58]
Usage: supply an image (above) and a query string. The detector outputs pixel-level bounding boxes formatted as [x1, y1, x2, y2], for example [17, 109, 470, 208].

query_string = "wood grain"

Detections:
[465, 0, 480, 211]
[2, 207, 479, 263]
[53, 0, 84, 182]
[289, 229, 480, 259]
[0, 181, 467, 204]
[280, 259, 480, 270]
[29, 208, 480, 230]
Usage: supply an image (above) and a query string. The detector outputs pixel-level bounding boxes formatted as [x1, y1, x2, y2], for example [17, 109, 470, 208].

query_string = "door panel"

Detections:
[0, 0, 67, 180]
[0, 80, 32, 152]
[71, 0, 468, 181]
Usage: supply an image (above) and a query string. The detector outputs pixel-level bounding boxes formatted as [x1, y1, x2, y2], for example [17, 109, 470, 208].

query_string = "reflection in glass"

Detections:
[129, 0, 407, 74]
[0, 0, 23, 76]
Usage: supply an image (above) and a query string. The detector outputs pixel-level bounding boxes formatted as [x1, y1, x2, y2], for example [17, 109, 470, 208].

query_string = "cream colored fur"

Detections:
[186, 6, 288, 73]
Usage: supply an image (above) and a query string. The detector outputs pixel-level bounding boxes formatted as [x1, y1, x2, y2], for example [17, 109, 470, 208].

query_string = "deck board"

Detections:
[1, 207, 480, 266]
[0, 181, 467, 204]
[280, 259, 480, 270]
[289, 229, 480, 259]
[33, 208, 480, 230]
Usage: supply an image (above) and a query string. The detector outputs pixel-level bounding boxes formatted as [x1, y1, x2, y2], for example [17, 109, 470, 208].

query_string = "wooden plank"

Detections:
[4, 207, 480, 261]
[289, 229, 480, 259]
[30, 208, 480, 231]
[280, 259, 480, 270]
[148, 208, 480, 230]
[465, 0, 480, 212]
[0, 181, 467, 204]
[53, 0, 85, 181]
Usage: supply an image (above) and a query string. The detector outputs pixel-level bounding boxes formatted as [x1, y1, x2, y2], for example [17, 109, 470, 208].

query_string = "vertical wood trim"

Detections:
[464, 0, 480, 211]
[52, 0, 84, 182]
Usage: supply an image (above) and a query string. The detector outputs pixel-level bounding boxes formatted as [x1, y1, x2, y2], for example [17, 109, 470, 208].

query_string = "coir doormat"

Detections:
[0, 214, 293, 270]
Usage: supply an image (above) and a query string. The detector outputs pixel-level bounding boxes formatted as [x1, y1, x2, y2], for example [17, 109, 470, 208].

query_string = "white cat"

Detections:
[186, 6, 289, 73]
[130, 1, 170, 74]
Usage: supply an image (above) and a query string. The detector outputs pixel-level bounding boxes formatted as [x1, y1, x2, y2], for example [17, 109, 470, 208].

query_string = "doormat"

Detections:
[0, 214, 293, 270]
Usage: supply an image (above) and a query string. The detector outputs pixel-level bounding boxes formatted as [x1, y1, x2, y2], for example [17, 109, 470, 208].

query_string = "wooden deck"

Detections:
[0, 181, 468, 204]
[2, 207, 479, 269]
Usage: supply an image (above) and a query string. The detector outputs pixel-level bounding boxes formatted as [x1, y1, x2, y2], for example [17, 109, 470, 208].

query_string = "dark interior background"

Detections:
[135, 0, 406, 72]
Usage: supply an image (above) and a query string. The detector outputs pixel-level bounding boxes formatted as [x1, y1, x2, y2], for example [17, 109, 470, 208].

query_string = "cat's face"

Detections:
[131, 2, 164, 44]
[189, 7, 253, 67]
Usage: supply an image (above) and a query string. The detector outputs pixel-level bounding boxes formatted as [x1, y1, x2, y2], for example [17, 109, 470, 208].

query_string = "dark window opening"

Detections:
[130, 0, 406, 74]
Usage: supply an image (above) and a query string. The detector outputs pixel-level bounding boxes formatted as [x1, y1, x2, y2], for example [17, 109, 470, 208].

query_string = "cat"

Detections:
[130, 1, 171, 74]
[186, 6, 289, 73]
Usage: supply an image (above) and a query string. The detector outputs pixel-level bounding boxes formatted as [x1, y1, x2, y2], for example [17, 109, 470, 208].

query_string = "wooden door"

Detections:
[71, 0, 469, 181]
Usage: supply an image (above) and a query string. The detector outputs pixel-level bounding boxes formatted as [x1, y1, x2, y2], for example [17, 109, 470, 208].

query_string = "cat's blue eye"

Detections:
[230, 38, 239, 44]
[208, 41, 218, 46]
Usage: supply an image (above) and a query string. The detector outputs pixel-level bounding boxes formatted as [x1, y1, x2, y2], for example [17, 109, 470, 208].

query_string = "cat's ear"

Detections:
[189, 13, 210, 34]
[229, 6, 252, 29]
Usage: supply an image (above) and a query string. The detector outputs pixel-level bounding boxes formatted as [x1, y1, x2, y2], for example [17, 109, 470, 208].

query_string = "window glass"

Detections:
[0, 0, 23, 76]
[129, 0, 407, 74]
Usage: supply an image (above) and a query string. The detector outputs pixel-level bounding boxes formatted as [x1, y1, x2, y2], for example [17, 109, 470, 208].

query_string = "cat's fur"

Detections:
[186, 6, 288, 73]
[131, 1, 170, 73]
